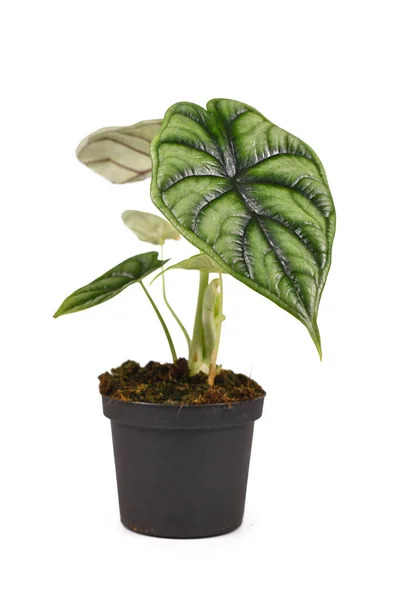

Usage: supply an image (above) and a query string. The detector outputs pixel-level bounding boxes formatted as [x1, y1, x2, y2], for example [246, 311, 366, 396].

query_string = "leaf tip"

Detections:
[53, 302, 69, 318]
[309, 322, 323, 360]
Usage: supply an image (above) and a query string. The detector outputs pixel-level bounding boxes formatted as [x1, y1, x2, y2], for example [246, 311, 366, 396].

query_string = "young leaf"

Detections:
[76, 120, 162, 184]
[150, 254, 225, 287]
[54, 252, 167, 317]
[202, 278, 223, 365]
[122, 210, 180, 245]
[151, 99, 336, 356]
[202, 277, 225, 385]
[164, 253, 224, 273]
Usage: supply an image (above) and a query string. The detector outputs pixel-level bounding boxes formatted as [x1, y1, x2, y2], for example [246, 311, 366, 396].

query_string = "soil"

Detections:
[99, 358, 265, 405]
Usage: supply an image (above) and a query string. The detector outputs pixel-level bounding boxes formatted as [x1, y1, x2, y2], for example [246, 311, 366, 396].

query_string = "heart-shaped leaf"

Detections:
[76, 119, 162, 184]
[122, 210, 180, 245]
[54, 252, 167, 317]
[151, 99, 336, 355]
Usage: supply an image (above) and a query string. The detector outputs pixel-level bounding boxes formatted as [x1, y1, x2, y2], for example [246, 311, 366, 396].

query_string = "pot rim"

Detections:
[102, 393, 265, 430]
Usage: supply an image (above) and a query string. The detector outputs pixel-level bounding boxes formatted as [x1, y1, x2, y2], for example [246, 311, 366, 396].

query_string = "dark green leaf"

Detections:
[151, 99, 336, 355]
[76, 120, 162, 183]
[54, 252, 167, 317]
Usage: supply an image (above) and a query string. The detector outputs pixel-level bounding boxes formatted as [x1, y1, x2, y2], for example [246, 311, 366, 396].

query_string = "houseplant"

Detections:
[55, 99, 336, 538]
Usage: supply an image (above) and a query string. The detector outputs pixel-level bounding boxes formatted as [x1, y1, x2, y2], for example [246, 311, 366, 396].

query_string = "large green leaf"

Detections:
[151, 99, 336, 355]
[76, 120, 162, 183]
[54, 252, 167, 317]
[122, 210, 180, 245]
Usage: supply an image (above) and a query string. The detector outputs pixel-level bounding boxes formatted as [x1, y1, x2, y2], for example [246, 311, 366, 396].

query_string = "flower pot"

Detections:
[102, 394, 265, 538]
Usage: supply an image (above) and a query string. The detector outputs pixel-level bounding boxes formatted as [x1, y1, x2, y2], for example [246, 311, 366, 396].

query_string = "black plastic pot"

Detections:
[102, 394, 264, 538]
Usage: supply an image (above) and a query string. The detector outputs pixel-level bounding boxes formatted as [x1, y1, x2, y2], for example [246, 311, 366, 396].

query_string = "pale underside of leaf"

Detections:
[151, 99, 336, 354]
[122, 210, 180, 245]
[54, 252, 167, 317]
[76, 120, 162, 183]
[150, 253, 225, 285]
[164, 253, 224, 273]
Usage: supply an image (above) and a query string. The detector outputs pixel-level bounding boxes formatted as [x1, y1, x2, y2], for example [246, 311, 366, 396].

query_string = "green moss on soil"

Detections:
[99, 358, 265, 405]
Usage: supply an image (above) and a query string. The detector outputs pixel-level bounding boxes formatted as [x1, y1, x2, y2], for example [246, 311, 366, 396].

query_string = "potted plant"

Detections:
[55, 99, 335, 538]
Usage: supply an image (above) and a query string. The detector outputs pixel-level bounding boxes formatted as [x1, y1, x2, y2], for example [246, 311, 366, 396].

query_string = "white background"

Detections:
[1, 1, 399, 598]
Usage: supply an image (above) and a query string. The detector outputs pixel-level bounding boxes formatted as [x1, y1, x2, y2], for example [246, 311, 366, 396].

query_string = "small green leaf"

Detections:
[122, 210, 180, 245]
[151, 99, 336, 356]
[76, 119, 162, 184]
[54, 252, 167, 317]
[150, 253, 225, 285]
[164, 253, 225, 273]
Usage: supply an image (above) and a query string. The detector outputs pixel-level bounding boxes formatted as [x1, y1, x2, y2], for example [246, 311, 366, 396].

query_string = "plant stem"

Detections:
[160, 245, 191, 351]
[188, 270, 209, 375]
[140, 281, 178, 363]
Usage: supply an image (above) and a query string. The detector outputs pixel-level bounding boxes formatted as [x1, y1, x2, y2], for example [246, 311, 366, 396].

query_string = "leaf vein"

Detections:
[255, 217, 309, 318]
[192, 188, 234, 233]
[84, 158, 140, 174]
